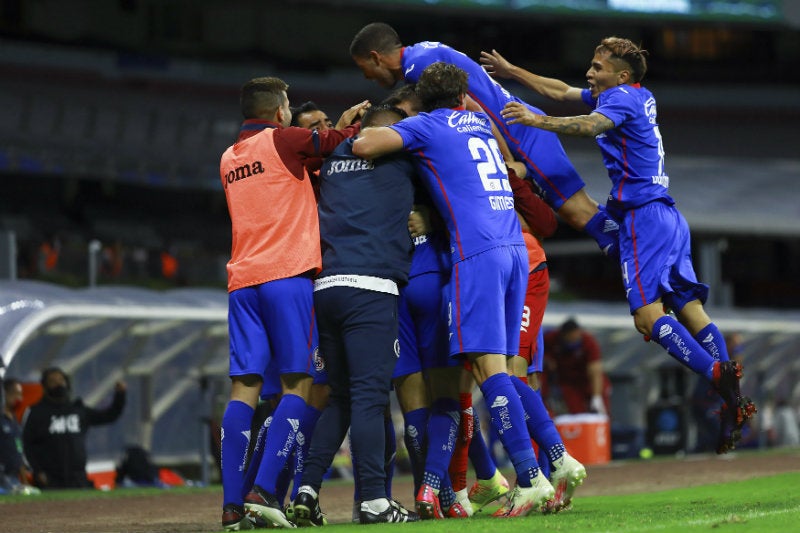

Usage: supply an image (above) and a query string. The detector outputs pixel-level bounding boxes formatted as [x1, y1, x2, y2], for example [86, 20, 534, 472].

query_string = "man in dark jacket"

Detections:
[22, 367, 126, 489]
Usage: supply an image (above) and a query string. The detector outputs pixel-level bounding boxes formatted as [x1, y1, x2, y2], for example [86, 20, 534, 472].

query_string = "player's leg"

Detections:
[222, 286, 269, 531]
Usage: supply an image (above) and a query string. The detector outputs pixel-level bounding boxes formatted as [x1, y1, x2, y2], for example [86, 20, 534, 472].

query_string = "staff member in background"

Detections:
[22, 367, 126, 489]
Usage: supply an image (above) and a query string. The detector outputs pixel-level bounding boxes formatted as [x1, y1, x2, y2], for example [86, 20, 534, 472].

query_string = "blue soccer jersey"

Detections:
[581, 85, 675, 211]
[390, 108, 524, 264]
[401, 42, 586, 209]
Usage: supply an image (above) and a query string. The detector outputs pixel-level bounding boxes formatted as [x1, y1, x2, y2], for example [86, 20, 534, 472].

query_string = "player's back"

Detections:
[390, 108, 523, 264]
[402, 42, 582, 192]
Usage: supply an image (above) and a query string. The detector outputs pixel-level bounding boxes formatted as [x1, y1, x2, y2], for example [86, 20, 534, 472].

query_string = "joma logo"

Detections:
[224, 161, 265, 187]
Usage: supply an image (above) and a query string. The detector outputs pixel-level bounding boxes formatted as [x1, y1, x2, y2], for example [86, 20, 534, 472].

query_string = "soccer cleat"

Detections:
[415, 483, 444, 519]
[468, 469, 510, 510]
[453, 488, 474, 517]
[492, 475, 555, 518]
[443, 501, 470, 518]
[711, 361, 743, 406]
[291, 486, 328, 527]
[244, 485, 296, 529]
[548, 452, 587, 512]
[717, 396, 758, 454]
[222, 503, 254, 531]
[360, 498, 421, 524]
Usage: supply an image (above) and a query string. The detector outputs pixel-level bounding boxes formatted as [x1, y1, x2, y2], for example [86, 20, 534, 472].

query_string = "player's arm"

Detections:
[508, 167, 557, 238]
[501, 103, 614, 138]
[480, 49, 583, 103]
[351, 126, 404, 159]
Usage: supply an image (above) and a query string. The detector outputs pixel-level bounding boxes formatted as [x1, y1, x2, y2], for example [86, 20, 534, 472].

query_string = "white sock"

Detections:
[362, 498, 390, 513]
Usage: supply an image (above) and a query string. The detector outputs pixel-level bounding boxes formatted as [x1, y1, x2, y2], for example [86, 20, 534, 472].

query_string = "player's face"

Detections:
[586, 50, 626, 98]
[296, 110, 333, 131]
[279, 92, 292, 128]
[353, 55, 397, 89]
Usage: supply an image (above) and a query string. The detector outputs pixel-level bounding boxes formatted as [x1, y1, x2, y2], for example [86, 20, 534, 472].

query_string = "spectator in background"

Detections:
[22, 367, 126, 489]
[1, 377, 37, 493]
[542, 317, 611, 417]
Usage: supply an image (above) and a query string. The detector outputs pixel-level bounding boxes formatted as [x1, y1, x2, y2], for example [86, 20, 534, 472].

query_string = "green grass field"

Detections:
[323, 472, 800, 533]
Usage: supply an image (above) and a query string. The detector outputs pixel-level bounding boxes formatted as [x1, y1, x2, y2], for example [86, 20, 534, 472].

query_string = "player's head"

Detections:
[558, 317, 583, 350]
[587, 37, 648, 97]
[240, 77, 292, 126]
[415, 62, 468, 112]
[361, 104, 408, 128]
[350, 22, 403, 89]
[291, 101, 333, 131]
[381, 84, 422, 117]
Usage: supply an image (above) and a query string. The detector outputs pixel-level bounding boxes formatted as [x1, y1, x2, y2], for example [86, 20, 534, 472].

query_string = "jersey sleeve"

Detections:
[593, 87, 636, 127]
[388, 115, 429, 153]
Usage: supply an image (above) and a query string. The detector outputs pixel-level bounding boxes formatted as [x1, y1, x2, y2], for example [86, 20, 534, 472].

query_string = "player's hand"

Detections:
[114, 381, 127, 393]
[480, 49, 514, 79]
[336, 100, 371, 129]
[590, 395, 607, 416]
[501, 102, 540, 127]
[408, 206, 431, 238]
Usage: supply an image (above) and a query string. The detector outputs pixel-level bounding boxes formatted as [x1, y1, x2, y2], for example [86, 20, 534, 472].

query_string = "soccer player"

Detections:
[218, 76, 360, 531]
[353, 62, 555, 518]
[290, 104, 420, 525]
[490, 38, 756, 453]
[349, 22, 620, 258]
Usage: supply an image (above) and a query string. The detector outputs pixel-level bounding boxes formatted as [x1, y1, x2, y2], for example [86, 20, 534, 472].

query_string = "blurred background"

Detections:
[1, 0, 798, 479]
[0, 0, 798, 305]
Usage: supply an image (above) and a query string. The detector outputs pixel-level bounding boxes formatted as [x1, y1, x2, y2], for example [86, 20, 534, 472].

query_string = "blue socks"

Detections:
[652, 315, 716, 380]
[403, 407, 429, 493]
[289, 403, 322, 500]
[511, 377, 564, 469]
[694, 322, 729, 362]
[468, 410, 497, 480]
[221, 400, 254, 507]
[480, 373, 538, 487]
[423, 398, 460, 487]
[254, 393, 306, 495]
[584, 206, 620, 259]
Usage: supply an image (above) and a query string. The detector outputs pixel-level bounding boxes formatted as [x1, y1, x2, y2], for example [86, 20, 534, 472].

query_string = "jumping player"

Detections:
[349, 22, 620, 258]
[491, 38, 757, 453]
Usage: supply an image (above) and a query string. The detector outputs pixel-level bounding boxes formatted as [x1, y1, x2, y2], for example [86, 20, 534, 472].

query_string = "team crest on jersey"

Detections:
[313, 347, 325, 372]
[644, 96, 657, 124]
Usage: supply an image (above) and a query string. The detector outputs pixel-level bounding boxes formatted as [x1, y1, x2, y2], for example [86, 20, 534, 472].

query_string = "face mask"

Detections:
[47, 385, 69, 400]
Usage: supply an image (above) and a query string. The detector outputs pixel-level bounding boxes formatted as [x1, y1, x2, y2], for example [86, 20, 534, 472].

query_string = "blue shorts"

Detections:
[527, 328, 544, 375]
[448, 245, 527, 357]
[619, 200, 709, 314]
[394, 271, 455, 379]
[505, 119, 586, 211]
[228, 276, 319, 379]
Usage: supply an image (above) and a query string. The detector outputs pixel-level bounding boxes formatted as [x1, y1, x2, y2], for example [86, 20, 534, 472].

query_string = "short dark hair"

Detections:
[240, 77, 288, 120]
[40, 366, 70, 389]
[381, 84, 422, 115]
[3, 377, 20, 394]
[415, 62, 468, 112]
[596, 37, 648, 83]
[349, 22, 402, 58]
[560, 317, 580, 334]
[361, 104, 408, 128]
[290, 101, 321, 127]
